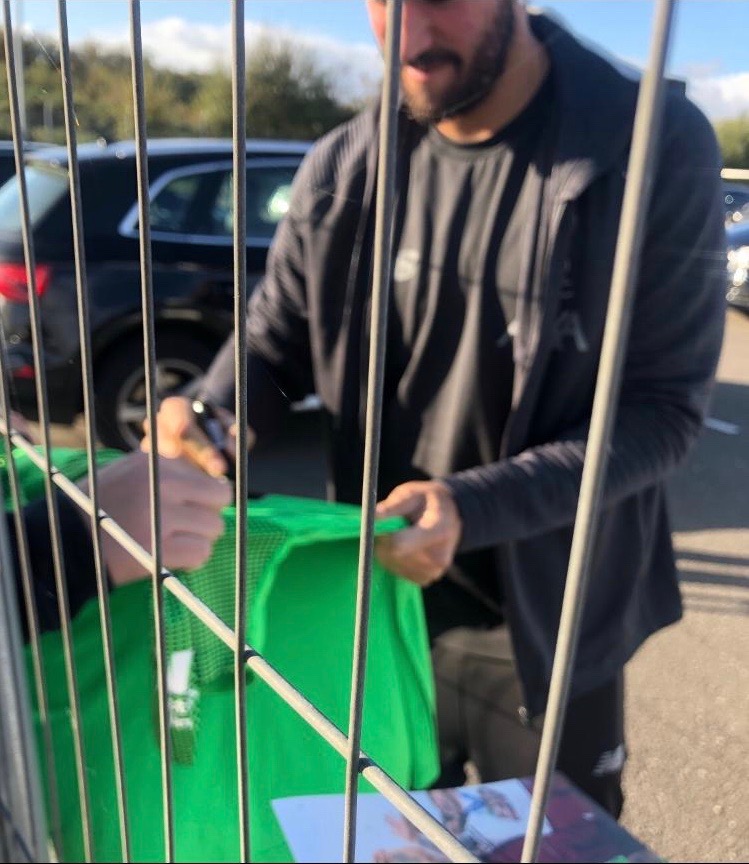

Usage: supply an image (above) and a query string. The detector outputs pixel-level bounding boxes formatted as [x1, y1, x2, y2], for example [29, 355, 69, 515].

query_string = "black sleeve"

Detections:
[8, 494, 99, 642]
[445, 96, 727, 550]
[197, 153, 317, 441]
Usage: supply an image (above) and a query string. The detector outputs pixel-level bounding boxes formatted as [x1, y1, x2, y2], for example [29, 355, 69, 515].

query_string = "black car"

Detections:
[726, 221, 749, 312]
[0, 140, 55, 186]
[723, 182, 749, 226]
[0, 137, 310, 450]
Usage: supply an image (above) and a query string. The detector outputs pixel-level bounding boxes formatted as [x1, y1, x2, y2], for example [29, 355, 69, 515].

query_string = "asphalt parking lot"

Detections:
[29, 309, 748, 864]
[620, 308, 749, 863]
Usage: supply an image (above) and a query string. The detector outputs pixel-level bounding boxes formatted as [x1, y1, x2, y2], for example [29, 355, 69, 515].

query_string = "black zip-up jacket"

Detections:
[200, 12, 727, 714]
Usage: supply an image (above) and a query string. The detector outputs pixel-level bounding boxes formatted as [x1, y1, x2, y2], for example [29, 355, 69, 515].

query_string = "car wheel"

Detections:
[94, 332, 217, 451]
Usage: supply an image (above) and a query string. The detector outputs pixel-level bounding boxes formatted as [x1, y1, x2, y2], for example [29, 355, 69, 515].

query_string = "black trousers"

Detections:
[430, 626, 626, 819]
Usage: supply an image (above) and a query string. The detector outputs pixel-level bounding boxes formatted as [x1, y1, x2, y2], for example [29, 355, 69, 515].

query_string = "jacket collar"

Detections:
[528, 9, 641, 202]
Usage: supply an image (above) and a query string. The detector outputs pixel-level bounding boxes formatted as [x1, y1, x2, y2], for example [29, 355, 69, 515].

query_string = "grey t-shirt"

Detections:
[379, 75, 556, 636]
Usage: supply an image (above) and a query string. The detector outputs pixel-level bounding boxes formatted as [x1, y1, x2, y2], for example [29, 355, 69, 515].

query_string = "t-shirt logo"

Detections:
[553, 256, 589, 354]
[553, 308, 590, 353]
[394, 248, 421, 283]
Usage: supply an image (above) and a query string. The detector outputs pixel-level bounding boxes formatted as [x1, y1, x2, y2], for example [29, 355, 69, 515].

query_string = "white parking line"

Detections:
[704, 417, 741, 435]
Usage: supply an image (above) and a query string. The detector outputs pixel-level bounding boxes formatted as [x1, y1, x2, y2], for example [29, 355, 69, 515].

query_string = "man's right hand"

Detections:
[141, 396, 254, 479]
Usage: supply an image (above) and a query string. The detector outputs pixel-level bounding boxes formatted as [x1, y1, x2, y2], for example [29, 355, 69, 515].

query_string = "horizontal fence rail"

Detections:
[0, 425, 480, 864]
[722, 168, 749, 182]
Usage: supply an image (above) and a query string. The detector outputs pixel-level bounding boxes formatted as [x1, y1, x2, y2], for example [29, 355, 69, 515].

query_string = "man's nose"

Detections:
[400, 0, 434, 63]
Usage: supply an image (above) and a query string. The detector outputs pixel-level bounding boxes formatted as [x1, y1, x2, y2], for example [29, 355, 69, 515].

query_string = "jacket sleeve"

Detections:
[445, 98, 728, 551]
[197, 167, 316, 441]
[8, 494, 99, 642]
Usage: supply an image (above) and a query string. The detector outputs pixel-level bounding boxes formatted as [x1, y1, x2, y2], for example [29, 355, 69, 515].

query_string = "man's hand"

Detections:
[78, 451, 233, 586]
[9, 410, 34, 441]
[140, 395, 254, 479]
[375, 481, 462, 587]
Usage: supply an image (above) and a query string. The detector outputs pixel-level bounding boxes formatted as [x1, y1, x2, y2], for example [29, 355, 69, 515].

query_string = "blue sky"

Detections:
[11, 1, 749, 119]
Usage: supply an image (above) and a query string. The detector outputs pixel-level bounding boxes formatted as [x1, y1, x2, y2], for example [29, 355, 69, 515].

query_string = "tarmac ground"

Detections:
[620, 308, 748, 863]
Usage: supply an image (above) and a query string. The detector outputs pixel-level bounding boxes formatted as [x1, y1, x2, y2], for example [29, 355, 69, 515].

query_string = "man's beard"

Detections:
[402, 0, 516, 126]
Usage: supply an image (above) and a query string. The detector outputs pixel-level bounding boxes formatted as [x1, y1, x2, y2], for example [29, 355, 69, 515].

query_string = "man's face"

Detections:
[366, 0, 516, 125]
[428, 789, 463, 818]
[480, 790, 518, 820]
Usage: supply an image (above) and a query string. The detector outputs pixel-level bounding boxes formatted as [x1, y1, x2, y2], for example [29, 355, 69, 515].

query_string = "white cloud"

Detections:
[26, 15, 749, 121]
[83, 17, 383, 103]
[617, 56, 749, 122]
[686, 72, 749, 122]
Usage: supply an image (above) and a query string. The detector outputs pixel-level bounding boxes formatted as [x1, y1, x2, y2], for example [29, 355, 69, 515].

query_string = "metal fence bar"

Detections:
[4, 413, 477, 862]
[1, 3, 94, 859]
[163, 576, 480, 864]
[0, 3, 694, 861]
[1, 402, 480, 862]
[0, 475, 48, 863]
[56, 1, 132, 858]
[342, 0, 403, 860]
[520, 1, 678, 860]
[7, 420, 478, 861]
[0, 362, 62, 852]
[11, 0, 26, 139]
[721, 168, 749, 181]
[0, 420, 464, 863]
[230, 1, 252, 860]
[2, 434, 176, 579]
[128, 1, 174, 859]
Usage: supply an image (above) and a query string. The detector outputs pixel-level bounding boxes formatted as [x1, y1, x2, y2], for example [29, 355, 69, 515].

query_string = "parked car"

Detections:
[0, 140, 56, 186]
[723, 182, 749, 226]
[726, 221, 749, 312]
[0, 137, 310, 450]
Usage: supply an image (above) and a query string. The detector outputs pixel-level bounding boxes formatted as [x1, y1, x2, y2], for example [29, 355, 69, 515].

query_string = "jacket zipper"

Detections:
[503, 195, 572, 720]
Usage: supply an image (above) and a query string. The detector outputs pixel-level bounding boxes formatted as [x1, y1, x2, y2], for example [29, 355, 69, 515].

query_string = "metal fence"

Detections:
[0, 1, 684, 862]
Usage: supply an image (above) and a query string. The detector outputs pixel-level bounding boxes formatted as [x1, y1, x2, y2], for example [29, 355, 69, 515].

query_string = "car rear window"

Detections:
[215, 166, 296, 240]
[141, 163, 298, 241]
[0, 164, 69, 233]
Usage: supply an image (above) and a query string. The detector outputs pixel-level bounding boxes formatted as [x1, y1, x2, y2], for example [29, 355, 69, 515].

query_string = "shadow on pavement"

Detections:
[667, 380, 748, 533]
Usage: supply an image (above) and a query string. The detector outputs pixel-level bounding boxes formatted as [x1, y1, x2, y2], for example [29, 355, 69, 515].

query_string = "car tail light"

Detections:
[13, 364, 34, 379]
[0, 263, 52, 303]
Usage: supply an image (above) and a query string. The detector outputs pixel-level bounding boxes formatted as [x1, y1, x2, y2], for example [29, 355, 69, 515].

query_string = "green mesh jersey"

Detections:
[14, 448, 439, 862]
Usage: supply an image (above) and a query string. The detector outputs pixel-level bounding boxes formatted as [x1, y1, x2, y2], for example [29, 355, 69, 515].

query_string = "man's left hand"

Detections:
[375, 481, 462, 587]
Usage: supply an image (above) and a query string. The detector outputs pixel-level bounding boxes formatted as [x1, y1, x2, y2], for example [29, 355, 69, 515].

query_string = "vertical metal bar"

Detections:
[56, 1, 131, 859]
[0, 343, 61, 856]
[128, 1, 174, 859]
[520, 1, 678, 860]
[342, 1, 403, 861]
[0, 475, 49, 863]
[230, 2, 251, 861]
[12, 0, 26, 138]
[1, 3, 94, 859]
[0, 776, 12, 863]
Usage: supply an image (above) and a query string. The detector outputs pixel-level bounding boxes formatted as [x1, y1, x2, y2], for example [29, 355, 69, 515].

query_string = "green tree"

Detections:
[191, 68, 233, 137]
[715, 114, 749, 170]
[0, 30, 358, 145]
[245, 37, 356, 140]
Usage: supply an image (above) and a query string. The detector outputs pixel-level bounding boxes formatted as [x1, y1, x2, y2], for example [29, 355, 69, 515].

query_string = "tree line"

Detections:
[0, 31, 748, 169]
[715, 115, 749, 171]
[0, 32, 361, 145]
